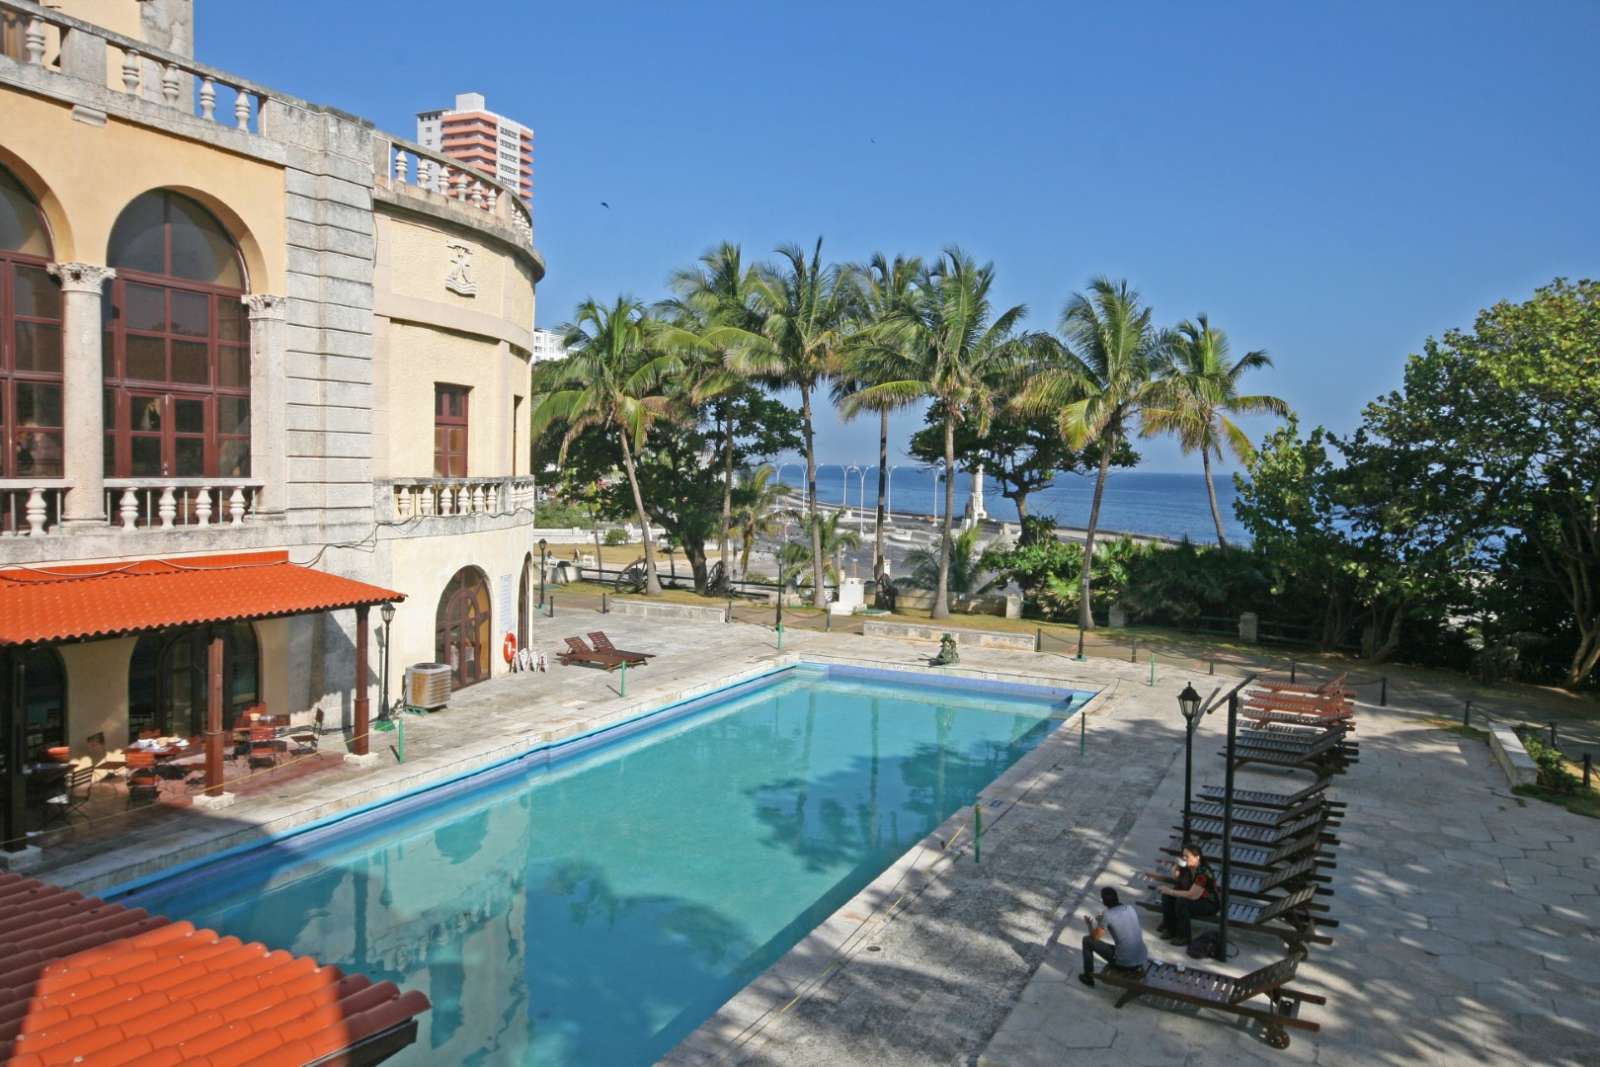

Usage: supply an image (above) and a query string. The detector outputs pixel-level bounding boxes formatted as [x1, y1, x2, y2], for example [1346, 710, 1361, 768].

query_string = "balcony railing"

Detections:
[0, 480, 65, 536]
[373, 134, 534, 246]
[1, 0, 270, 134]
[383, 478, 536, 521]
[103, 479, 265, 530]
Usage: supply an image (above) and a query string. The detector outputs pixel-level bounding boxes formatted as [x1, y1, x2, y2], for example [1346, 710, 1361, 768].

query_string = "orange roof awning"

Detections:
[0, 552, 405, 647]
[0, 872, 429, 1065]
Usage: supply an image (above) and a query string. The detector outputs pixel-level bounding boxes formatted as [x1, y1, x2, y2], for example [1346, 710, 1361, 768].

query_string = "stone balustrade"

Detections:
[384, 478, 537, 522]
[102, 479, 264, 530]
[0, 481, 66, 536]
[2, 0, 269, 134]
[373, 135, 534, 246]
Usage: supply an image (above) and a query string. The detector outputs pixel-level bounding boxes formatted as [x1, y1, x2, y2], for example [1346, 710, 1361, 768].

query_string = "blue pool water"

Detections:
[116, 665, 1088, 1065]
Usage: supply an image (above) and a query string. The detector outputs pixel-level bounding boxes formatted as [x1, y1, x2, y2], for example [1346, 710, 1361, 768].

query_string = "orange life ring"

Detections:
[502, 631, 518, 664]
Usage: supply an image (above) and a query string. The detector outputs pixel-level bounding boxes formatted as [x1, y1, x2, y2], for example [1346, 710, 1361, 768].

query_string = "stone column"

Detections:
[244, 294, 288, 520]
[48, 263, 116, 528]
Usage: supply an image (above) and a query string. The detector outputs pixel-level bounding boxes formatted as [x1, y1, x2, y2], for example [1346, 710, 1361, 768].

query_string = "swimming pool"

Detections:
[114, 663, 1090, 1065]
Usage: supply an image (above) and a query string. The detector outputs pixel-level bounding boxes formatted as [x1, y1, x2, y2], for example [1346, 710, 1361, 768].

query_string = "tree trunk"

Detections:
[616, 429, 661, 595]
[933, 412, 956, 619]
[590, 495, 603, 576]
[687, 542, 709, 595]
[1080, 440, 1113, 630]
[1365, 603, 1404, 663]
[1012, 492, 1031, 541]
[719, 409, 734, 591]
[874, 407, 888, 583]
[1203, 448, 1228, 548]
[1565, 624, 1600, 688]
[740, 523, 754, 578]
[802, 385, 826, 608]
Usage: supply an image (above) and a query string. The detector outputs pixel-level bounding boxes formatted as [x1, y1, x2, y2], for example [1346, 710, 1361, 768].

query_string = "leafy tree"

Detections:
[908, 403, 1137, 540]
[1018, 278, 1163, 630]
[845, 248, 1037, 618]
[735, 463, 787, 578]
[1144, 315, 1289, 546]
[748, 239, 859, 608]
[838, 253, 923, 581]
[530, 297, 692, 595]
[794, 509, 862, 586]
[904, 527, 997, 596]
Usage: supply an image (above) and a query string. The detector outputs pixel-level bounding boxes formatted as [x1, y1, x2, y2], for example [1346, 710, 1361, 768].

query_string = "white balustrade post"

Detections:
[119, 489, 138, 529]
[470, 182, 485, 208]
[195, 487, 212, 527]
[472, 484, 485, 512]
[243, 295, 288, 520]
[228, 487, 246, 525]
[487, 484, 499, 514]
[122, 50, 141, 93]
[24, 488, 47, 536]
[234, 88, 251, 130]
[418, 159, 432, 190]
[24, 18, 45, 65]
[161, 64, 180, 104]
[48, 264, 116, 527]
[199, 76, 216, 120]
[157, 486, 177, 528]
[395, 150, 409, 183]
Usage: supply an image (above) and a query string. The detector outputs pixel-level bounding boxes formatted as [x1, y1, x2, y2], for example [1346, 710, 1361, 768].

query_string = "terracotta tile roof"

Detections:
[0, 872, 427, 1066]
[0, 553, 405, 647]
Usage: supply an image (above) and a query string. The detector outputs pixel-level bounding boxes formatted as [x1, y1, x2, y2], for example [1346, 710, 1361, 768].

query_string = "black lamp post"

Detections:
[379, 601, 395, 720]
[1177, 682, 1203, 845]
[538, 538, 548, 608]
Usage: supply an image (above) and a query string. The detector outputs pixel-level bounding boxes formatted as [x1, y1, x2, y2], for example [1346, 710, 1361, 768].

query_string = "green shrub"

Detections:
[1517, 730, 1578, 794]
[603, 528, 628, 546]
[536, 498, 592, 528]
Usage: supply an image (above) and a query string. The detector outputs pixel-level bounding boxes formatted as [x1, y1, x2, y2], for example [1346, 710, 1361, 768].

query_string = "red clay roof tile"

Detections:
[0, 552, 405, 646]
[0, 873, 426, 1066]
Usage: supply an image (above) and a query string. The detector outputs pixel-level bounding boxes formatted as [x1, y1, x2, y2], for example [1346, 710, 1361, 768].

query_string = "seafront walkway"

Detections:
[30, 611, 1600, 1067]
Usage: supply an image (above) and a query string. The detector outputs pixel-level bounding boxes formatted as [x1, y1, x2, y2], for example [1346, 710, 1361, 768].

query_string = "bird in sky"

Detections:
[600, 201, 611, 209]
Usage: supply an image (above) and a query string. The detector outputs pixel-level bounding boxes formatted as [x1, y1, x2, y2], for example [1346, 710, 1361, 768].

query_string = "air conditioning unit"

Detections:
[405, 663, 453, 710]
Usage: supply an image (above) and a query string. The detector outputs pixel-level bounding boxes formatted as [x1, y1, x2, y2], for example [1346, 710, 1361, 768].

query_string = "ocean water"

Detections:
[789, 467, 1249, 544]
[117, 665, 1085, 1065]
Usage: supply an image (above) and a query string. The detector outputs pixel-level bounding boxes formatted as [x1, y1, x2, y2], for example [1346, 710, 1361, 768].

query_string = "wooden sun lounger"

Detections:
[1245, 709, 1356, 732]
[557, 636, 631, 671]
[1145, 854, 1330, 898]
[1162, 828, 1335, 872]
[1253, 672, 1347, 697]
[1200, 781, 1342, 810]
[1188, 797, 1340, 829]
[1245, 695, 1355, 717]
[1140, 884, 1335, 947]
[1241, 726, 1358, 751]
[588, 631, 654, 663]
[1182, 812, 1337, 849]
[1091, 946, 1323, 1050]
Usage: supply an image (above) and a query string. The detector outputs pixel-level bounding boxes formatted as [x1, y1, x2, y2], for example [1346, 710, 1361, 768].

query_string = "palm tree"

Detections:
[1018, 277, 1162, 629]
[748, 239, 859, 607]
[1144, 315, 1290, 547]
[903, 526, 996, 597]
[808, 509, 863, 586]
[735, 463, 786, 577]
[663, 243, 765, 588]
[844, 248, 1034, 618]
[838, 253, 923, 586]
[529, 296, 692, 596]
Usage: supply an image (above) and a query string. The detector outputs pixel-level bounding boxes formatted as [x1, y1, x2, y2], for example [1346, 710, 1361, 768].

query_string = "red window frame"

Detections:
[434, 384, 469, 477]
[0, 252, 63, 481]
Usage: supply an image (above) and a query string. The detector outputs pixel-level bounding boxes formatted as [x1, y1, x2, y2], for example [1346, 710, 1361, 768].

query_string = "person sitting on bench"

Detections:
[1157, 844, 1220, 944]
[1080, 887, 1148, 987]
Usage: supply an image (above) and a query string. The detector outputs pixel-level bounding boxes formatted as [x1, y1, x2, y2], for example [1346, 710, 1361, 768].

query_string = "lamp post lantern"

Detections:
[379, 601, 396, 720]
[1177, 682, 1203, 845]
[538, 537, 548, 608]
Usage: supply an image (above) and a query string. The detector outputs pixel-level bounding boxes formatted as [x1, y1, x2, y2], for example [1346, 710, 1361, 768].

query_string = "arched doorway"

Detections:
[517, 553, 533, 651]
[435, 567, 491, 689]
[104, 190, 250, 483]
[127, 623, 259, 742]
[0, 166, 63, 532]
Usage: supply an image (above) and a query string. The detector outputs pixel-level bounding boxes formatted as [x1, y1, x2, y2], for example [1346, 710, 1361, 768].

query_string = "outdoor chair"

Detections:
[289, 709, 324, 755]
[1188, 796, 1340, 829]
[1144, 853, 1329, 898]
[1089, 945, 1323, 1050]
[588, 631, 653, 663]
[557, 636, 629, 671]
[41, 766, 93, 827]
[1163, 829, 1335, 874]
[125, 750, 161, 807]
[248, 726, 279, 769]
[1199, 780, 1341, 811]
[1245, 708, 1356, 731]
[1138, 883, 1333, 947]
[1180, 812, 1338, 850]
[1254, 672, 1347, 697]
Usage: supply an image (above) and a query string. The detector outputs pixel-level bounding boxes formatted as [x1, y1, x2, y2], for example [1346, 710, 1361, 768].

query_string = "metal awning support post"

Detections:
[205, 629, 225, 797]
[1215, 681, 1246, 962]
[4, 651, 25, 852]
[353, 604, 371, 757]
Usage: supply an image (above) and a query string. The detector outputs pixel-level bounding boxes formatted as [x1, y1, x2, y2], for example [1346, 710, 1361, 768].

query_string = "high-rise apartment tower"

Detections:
[417, 92, 534, 204]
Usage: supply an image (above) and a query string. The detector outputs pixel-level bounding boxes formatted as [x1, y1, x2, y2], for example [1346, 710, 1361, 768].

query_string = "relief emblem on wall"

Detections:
[445, 241, 477, 296]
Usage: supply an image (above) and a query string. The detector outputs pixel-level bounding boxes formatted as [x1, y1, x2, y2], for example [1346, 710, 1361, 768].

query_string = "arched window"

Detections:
[435, 567, 491, 689]
[20, 647, 65, 761]
[518, 553, 532, 651]
[127, 623, 259, 742]
[104, 191, 249, 481]
[0, 166, 63, 499]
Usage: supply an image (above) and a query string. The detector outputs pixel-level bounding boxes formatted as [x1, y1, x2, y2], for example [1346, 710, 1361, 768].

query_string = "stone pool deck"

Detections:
[34, 612, 1600, 1067]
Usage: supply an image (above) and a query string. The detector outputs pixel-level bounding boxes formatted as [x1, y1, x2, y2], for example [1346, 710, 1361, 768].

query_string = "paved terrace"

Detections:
[32, 611, 1600, 1067]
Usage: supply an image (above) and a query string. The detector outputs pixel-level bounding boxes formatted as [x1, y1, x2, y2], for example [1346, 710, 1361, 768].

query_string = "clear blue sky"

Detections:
[203, 0, 1600, 473]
